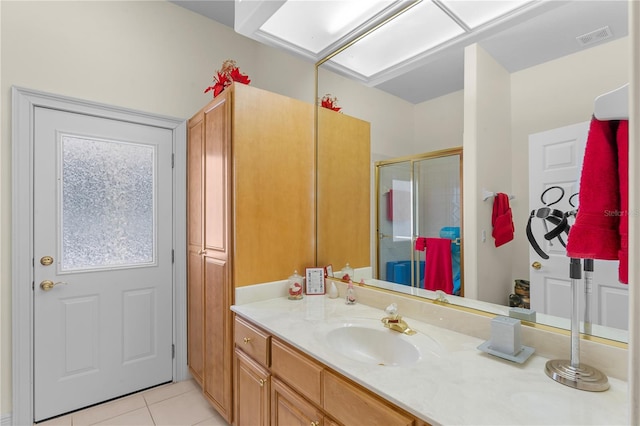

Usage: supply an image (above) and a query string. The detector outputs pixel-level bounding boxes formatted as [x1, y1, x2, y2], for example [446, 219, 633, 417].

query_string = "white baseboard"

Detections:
[1, 412, 12, 426]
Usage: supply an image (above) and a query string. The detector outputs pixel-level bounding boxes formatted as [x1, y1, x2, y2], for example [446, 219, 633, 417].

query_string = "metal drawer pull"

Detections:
[259, 378, 265, 387]
[243, 337, 252, 344]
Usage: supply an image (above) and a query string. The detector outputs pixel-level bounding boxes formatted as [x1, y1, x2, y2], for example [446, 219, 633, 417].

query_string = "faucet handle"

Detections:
[385, 303, 398, 316]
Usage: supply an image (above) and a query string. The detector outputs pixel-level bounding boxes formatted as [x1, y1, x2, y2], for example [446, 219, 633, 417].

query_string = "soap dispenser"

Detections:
[345, 280, 356, 305]
[328, 281, 339, 299]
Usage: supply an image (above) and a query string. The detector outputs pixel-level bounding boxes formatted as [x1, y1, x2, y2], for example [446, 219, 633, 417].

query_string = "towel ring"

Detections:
[540, 186, 565, 207]
[569, 192, 579, 208]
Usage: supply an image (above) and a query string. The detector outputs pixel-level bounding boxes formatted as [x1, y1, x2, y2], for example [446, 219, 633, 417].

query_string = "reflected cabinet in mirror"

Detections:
[316, 0, 629, 343]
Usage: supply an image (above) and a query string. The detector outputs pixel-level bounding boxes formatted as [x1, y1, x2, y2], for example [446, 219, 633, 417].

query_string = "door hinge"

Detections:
[171, 153, 175, 169]
[172, 249, 175, 263]
[172, 344, 175, 359]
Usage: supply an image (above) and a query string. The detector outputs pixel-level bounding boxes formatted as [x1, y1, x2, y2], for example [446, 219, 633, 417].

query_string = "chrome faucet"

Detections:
[381, 303, 416, 335]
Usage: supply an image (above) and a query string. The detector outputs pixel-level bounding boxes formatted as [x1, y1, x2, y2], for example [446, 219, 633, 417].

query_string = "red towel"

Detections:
[423, 238, 453, 294]
[491, 193, 514, 247]
[566, 118, 628, 284]
[414, 237, 427, 251]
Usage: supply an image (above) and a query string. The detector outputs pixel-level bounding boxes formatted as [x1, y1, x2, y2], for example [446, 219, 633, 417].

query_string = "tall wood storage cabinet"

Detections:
[187, 83, 315, 423]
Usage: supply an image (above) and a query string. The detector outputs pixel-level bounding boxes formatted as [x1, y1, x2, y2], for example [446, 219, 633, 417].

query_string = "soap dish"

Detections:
[477, 340, 535, 364]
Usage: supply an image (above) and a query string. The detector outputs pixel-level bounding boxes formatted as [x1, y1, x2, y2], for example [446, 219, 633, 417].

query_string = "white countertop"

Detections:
[231, 295, 628, 425]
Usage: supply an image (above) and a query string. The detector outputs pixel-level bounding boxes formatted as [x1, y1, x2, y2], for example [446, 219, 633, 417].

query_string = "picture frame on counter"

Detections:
[324, 264, 333, 278]
[305, 267, 326, 295]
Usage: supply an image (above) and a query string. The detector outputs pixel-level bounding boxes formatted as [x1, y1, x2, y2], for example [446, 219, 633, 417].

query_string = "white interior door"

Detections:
[33, 107, 174, 421]
[528, 122, 627, 330]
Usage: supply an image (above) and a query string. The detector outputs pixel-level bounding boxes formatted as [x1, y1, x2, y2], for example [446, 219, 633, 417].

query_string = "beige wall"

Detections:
[317, 67, 414, 158]
[0, 0, 318, 416]
[413, 90, 464, 153]
[463, 44, 513, 303]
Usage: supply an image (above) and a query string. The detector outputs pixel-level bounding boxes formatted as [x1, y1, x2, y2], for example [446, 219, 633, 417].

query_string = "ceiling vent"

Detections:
[576, 26, 613, 46]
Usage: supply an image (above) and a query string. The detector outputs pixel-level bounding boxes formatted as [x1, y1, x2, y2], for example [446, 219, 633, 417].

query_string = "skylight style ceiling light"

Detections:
[259, 0, 398, 55]
[235, 0, 548, 84]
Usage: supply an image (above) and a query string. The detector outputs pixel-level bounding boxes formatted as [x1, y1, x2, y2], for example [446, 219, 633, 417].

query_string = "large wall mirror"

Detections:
[316, 0, 630, 344]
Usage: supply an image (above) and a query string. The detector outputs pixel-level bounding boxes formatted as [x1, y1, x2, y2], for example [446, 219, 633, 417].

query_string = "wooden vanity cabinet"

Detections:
[233, 316, 427, 426]
[271, 335, 422, 426]
[187, 83, 315, 424]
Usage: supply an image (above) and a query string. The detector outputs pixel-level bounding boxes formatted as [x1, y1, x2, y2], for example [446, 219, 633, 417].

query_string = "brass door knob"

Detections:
[531, 261, 542, 270]
[40, 280, 67, 291]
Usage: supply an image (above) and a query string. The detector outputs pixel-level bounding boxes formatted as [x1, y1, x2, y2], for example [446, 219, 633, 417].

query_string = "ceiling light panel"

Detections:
[259, 0, 397, 55]
[329, 1, 465, 77]
[439, 0, 535, 29]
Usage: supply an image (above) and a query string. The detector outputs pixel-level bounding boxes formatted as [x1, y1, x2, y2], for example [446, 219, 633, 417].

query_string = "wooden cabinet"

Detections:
[317, 107, 371, 270]
[324, 370, 414, 426]
[270, 334, 423, 426]
[234, 316, 271, 426]
[235, 349, 270, 426]
[187, 84, 315, 423]
[271, 339, 323, 406]
[271, 377, 325, 426]
[232, 316, 427, 426]
[187, 99, 205, 386]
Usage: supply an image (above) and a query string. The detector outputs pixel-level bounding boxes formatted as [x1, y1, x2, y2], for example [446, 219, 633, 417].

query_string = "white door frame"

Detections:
[11, 87, 188, 425]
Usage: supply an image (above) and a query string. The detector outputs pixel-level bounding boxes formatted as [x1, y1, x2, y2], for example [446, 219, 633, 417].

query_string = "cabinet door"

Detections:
[203, 257, 232, 420]
[272, 377, 324, 426]
[187, 111, 204, 385]
[235, 349, 270, 426]
[202, 91, 233, 423]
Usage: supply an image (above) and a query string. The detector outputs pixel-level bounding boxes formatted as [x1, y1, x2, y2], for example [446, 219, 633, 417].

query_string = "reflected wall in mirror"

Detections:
[316, 0, 629, 343]
[375, 149, 463, 296]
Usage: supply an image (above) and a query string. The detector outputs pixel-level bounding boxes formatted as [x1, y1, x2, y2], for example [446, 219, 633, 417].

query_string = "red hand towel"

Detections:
[566, 118, 628, 283]
[424, 238, 453, 294]
[491, 193, 515, 247]
[414, 237, 427, 251]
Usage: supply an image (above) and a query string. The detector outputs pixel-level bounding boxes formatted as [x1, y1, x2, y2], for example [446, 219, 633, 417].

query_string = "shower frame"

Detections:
[374, 147, 464, 295]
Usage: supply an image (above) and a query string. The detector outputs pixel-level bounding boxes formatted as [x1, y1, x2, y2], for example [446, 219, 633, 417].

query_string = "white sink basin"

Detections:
[325, 325, 421, 366]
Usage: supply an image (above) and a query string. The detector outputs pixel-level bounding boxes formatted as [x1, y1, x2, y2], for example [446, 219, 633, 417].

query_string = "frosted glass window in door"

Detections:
[61, 135, 156, 271]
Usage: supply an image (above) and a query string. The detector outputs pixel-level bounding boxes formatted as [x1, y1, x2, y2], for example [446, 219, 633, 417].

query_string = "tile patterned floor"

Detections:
[36, 380, 229, 426]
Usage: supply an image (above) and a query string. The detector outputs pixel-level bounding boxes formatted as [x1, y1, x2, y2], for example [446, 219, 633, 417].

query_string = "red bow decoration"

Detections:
[320, 94, 341, 112]
[204, 59, 251, 98]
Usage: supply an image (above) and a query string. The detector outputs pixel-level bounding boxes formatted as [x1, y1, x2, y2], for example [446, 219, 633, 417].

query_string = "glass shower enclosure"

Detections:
[375, 148, 463, 295]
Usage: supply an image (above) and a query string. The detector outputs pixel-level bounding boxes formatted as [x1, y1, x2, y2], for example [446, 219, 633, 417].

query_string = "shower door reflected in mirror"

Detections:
[376, 149, 462, 295]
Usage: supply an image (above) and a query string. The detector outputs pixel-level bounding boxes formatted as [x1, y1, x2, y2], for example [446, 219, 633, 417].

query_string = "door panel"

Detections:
[33, 107, 173, 421]
[528, 122, 627, 331]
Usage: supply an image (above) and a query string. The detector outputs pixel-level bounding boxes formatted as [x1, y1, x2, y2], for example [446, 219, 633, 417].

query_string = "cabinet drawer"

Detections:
[324, 370, 414, 426]
[234, 316, 271, 367]
[271, 339, 323, 406]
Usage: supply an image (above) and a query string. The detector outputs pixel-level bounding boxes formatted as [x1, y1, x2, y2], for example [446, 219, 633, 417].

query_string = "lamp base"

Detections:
[545, 359, 609, 392]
